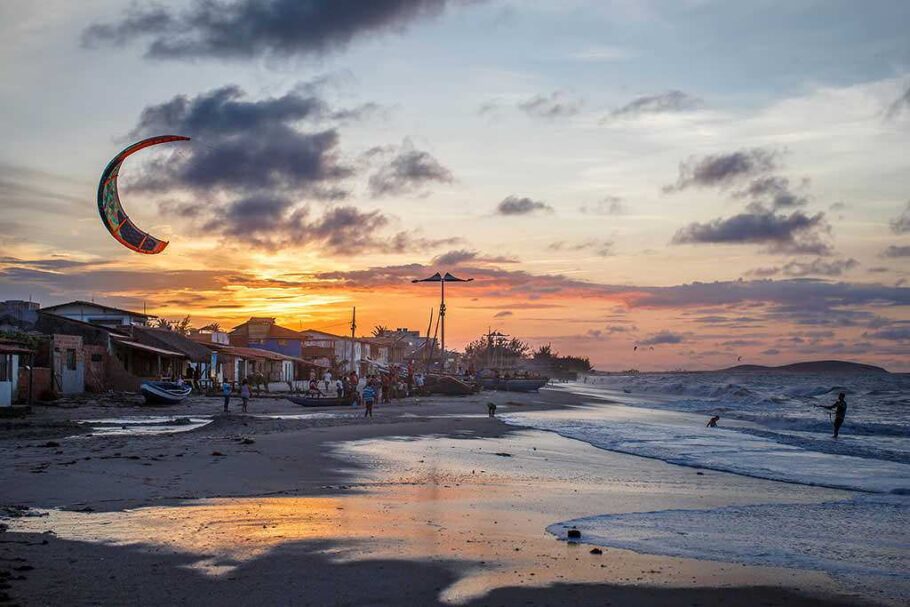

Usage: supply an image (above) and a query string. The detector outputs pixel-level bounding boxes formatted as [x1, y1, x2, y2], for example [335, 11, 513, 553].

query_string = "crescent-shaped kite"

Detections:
[97, 135, 190, 254]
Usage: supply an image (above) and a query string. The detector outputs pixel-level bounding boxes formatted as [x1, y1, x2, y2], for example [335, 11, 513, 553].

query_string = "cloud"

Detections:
[493, 310, 513, 318]
[672, 209, 832, 255]
[367, 140, 453, 197]
[748, 257, 858, 278]
[83, 0, 464, 61]
[890, 201, 910, 234]
[496, 196, 553, 216]
[863, 327, 910, 341]
[640, 330, 684, 345]
[517, 92, 581, 119]
[885, 84, 910, 120]
[664, 148, 779, 192]
[579, 196, 624, 215]
[548, 239, 614, 257]
[609, 90, 702, 118]
[129, 84, 354, 196]
[734, 175, 809, 210]
[881, 244, 910, 258]
[431, 249, 518, 266]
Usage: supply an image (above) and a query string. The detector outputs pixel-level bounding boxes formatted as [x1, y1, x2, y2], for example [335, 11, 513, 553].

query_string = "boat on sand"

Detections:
[139, 381, 192, 405]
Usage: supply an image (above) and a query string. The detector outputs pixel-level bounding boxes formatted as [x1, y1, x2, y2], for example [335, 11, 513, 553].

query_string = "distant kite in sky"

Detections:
[97, 135, 190, 254]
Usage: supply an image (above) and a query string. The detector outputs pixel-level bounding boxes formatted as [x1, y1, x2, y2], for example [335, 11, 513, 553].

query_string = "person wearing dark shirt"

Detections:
[821, 393, 848, 438]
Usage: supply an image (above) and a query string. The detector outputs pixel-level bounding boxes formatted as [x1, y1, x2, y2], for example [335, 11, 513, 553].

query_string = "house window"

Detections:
[0, 355, 9, 382]
[90, 353, 103, 363]
[277, 339, 287, 345]
[66, 349, 77, 370]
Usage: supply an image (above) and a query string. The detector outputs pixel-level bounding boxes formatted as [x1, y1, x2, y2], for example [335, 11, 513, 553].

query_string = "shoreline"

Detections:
[0, 388, 887, 605]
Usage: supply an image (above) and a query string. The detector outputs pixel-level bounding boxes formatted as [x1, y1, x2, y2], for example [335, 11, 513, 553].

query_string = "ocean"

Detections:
[501, 372, 910, 602]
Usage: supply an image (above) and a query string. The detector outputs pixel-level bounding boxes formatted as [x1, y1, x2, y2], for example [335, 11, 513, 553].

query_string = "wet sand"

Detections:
[0, 389, 882, 606]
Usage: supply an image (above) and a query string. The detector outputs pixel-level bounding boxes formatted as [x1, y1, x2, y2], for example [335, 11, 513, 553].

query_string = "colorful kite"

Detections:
[97, 135, 190, 254]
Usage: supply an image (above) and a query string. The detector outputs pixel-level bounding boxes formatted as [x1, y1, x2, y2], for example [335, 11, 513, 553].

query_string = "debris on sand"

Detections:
[494, 452, 512, 457]
[211, 451, 225, 457]
[590, 547, 603, 555]
[567, 528, 581, 539]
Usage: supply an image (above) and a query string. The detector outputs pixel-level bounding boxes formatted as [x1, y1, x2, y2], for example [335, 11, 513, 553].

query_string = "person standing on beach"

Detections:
[222, 380, 231, 413]
[240, 379, 252, 413]
[362, 384, 376, 417]
[820, 393, 848, 438]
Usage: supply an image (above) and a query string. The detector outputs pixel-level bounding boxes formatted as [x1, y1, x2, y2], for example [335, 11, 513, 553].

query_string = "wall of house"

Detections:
[17, 366, 52, 402]
[250, 338, 303, 358]
[83, 344, 107, 392]
[43, 304, 141, 327]
[52, 334, 85, 395]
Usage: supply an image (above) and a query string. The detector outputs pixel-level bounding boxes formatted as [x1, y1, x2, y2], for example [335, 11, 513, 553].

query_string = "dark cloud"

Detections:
[664, 148, 779, 192]
[672, 210, 831, 255]
[640, 330, 684, 345]
[129, 85, 354, 196]
[881, 244, 910, 258]
[863, 327, 910, 341]
[579, 196, 624, 215]
[890, 201, 910, 234]
[496, 196, 553, 216]
[748, 257, 858, 278]
[164, 195, 452, 255]
[83, 0, 463, 61]
[735, 175, 809, 210]
[517, 92, 581, 119]
[548, 239, 614, 257]
[493, 310, 513, 318]
[609, 90, 702, 118]
[367, 140, 453, 197]
[431, 249, 518, 266]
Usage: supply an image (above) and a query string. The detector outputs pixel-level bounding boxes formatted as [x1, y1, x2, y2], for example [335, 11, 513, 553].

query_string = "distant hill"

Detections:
[717, 360, 889, 374]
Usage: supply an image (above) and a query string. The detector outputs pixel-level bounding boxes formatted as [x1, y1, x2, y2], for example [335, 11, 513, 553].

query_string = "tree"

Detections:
[198, 322, 221, 332]
[463, 334, 529, 368]
[153, 315, 193, 335]
[372, 325, 391, 337]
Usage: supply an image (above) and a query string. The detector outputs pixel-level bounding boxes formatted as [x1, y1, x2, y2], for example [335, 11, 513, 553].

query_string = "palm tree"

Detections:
[371, 325, 391, 337]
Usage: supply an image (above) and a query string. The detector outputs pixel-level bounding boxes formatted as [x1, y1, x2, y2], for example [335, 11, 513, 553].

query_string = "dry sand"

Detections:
[0, 389, 881, 606]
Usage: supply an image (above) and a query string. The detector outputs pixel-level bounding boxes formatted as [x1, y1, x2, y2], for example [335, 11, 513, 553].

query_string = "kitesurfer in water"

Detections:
[820, 393, 848, 438]
[706, 415, 720, 428]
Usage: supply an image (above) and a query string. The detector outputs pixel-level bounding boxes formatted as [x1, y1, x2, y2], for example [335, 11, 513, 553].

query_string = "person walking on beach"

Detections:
[240, 379, 252, 413]
[820, 392, 848, 438]
[222, 380, 231, 413]
[362, 384, 376, 418]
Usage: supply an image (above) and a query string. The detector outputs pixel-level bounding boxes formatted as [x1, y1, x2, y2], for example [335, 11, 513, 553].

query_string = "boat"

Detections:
[286, 395, 356, 407]
[479, 377, 549, 392]
[426, 375, 476, 396]
[139, 381, 192, 405]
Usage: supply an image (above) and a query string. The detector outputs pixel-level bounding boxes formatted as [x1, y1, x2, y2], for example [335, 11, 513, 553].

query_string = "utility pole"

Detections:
[350, 306, 357, 374]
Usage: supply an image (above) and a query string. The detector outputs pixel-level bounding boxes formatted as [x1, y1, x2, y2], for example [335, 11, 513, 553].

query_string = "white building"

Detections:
[41, 301, 153, 328]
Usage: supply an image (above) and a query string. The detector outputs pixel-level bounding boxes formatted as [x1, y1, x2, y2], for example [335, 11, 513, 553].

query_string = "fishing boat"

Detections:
[139, 381, 192, 405]
[426, 375, 476, 396]
[478, 377, 549, 392]
[286, 395, 356, 408]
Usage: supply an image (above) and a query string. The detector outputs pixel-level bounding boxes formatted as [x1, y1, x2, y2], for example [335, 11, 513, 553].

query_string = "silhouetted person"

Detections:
[706, 415, 720, 428]
[488, 402, 497, 418]
[821, 393, 848, 438]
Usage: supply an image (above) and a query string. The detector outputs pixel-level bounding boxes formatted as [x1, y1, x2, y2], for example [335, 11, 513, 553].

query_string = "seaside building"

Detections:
[229, 317, 307, 357]
[40, 300, 153, 328]
[0, 339, 33, 407]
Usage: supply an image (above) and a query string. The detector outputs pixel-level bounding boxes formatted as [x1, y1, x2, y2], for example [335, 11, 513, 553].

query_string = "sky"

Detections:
[1, 0, 909, 371]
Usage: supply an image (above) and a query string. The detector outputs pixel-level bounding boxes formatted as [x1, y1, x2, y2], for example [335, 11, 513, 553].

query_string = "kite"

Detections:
[97, 135, 190, 254]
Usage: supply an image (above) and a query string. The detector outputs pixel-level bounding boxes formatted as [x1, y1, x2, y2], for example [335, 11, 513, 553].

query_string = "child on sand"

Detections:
[222, 380, 231, 413]
[240, 379, 251, 413]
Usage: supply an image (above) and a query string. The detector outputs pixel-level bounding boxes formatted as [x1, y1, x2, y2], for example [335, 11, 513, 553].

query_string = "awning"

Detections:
[0, 343, 33, 355]
[113, 337, 185, 358]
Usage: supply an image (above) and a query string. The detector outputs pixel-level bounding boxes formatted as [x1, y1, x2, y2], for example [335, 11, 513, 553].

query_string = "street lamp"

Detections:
[412, 272, 473, 371]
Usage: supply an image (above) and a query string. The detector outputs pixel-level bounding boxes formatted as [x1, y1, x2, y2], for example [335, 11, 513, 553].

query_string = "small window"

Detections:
[90, 353, 103, 363]
[277, 339, 287, 345]
[66, 349, 77, 370]
[0, 355, 9, 382]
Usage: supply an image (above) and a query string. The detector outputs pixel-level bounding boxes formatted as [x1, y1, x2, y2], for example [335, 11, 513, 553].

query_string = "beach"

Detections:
[0, 384, 904, 606]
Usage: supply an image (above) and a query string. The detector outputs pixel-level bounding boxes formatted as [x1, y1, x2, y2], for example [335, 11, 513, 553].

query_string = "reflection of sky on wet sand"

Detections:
[9, 431, 846, 604]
